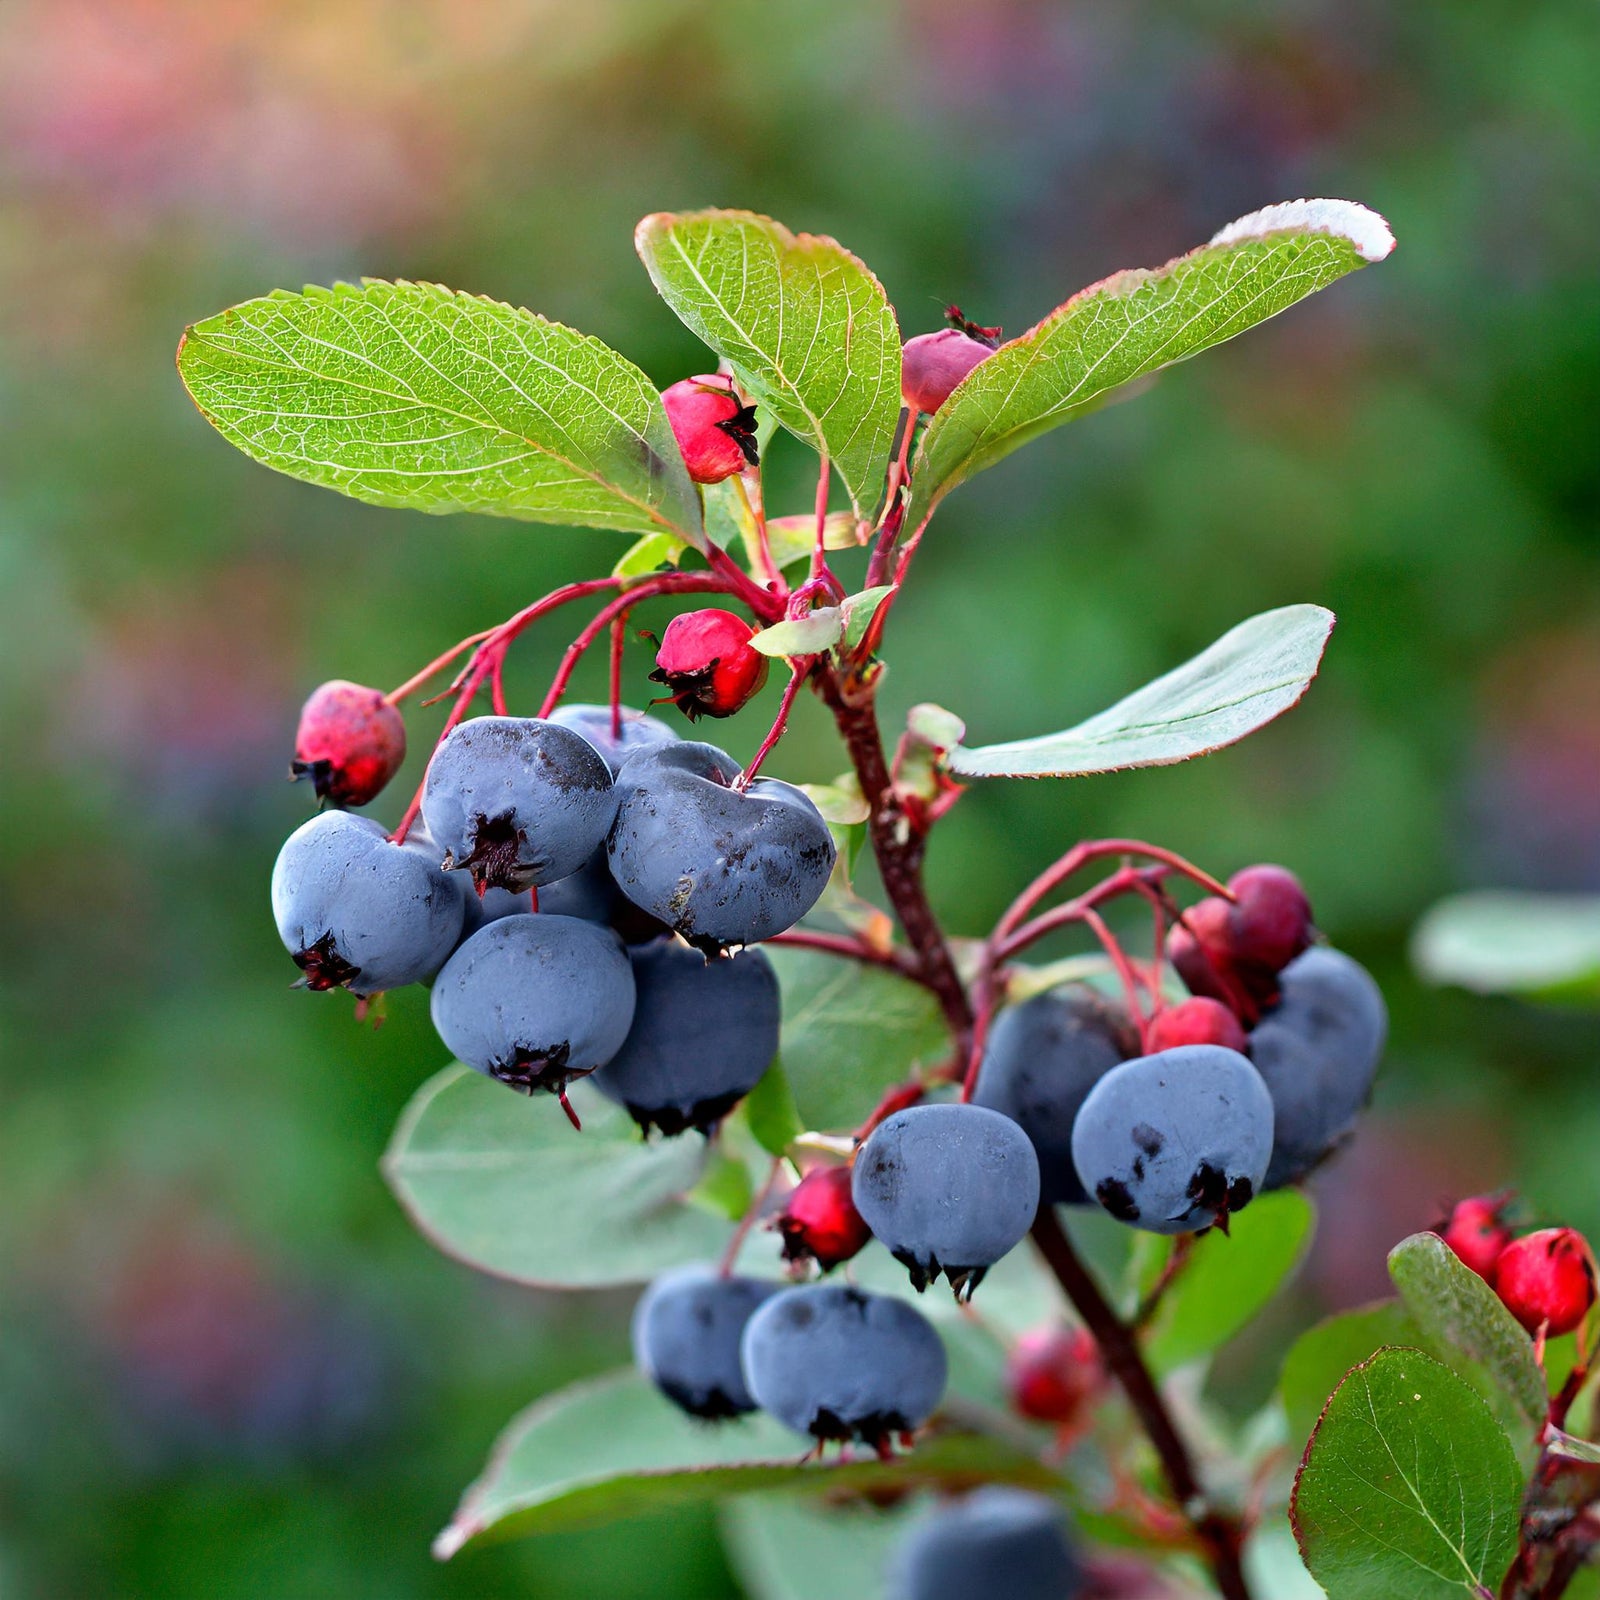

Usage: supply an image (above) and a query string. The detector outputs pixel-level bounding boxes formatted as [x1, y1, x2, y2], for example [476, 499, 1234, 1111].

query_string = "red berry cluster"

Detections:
[1438, 1197, 1597, 1339]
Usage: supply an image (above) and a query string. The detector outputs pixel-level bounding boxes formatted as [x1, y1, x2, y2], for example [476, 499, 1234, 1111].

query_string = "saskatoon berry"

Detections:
[1168, 865, 1315, 1021]
[853, 1103, 1041, 1299]
[590, 941, 780, 1136]
[429, 914, 635, 1106]
[420, 716, 616, 895]
[776, 1166, 872, 1274]
[649, 610, 769, 722]
[739, 1284, 947, 1451]
[271, 811, 465, 995]
[631, 1265, 780, 1419]
[1494, 1228, 1596, 1337]
[1249, 947, 1387, 1189]
[901, 329, 996, 415]
[1145, 996, 1249, 1055]
[1070, 1045, 1274, 1234]
[455, 845, 667, 947]
[661, 375, 759, 485]
[1436, 1194, 1515, 1284]
[291, 679, 407, 808]
[545, 701, 675, 776]
[607, 741, 835, 955]
[972, 988, 1136, 1204]
[886, 1488, 1082, 1600]
[1005, 1324, 1102, 1427]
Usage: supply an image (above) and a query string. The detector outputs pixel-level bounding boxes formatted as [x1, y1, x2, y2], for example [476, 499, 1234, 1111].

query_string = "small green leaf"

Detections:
[742, 1059, 805, 1158]
[383, 1067, 731, 1287]
[907, 199, 1394, 526]
[1133, 1190, 1315, 1374]
[178, 279, 705, 546]
[840, 586, 896, 650]
[750, 610, 844, 658]
[613, 531, 683, 578]
[636, 210, 902, 519]
[1388, 1231, 1548, 1453]
[948, 604, 1334, 778]
[1412, 892, 1600, 1006]
[905, 703, 966, 750]
[764, 511, 862, 571]
[1279, 1301, 1422, 1446]
[1291, 1348, 1524, 1600]
[1549, 1431, 1600, 1466]
[765, 947, 950, 1133]
[437, 1369, 1056, 1556]
[797, 784, 872, 827]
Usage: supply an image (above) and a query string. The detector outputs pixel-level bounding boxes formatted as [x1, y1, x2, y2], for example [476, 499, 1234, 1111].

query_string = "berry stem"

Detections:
[718, 1156, 786, 1277]
[385, 630, 495, 706]
[765, 927, 922, 980]
[737, 662, 811, 788]
[732, 470, 781, 589]
[608, 613, 628, 741]
[864, 407, 916, 592]
[809, 454, 832, 585]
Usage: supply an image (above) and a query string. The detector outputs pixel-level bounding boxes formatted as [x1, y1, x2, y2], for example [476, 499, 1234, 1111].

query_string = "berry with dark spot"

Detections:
[631, 1266, 781, 1419]
[1070, 1045, 1274, 1234]
[1145, 997, 1249, 1055]
[420, 716, 616, 895]
[886, 1487, 1083, 1600]
[852, 1103, 1041, 1299]
[901, 321, 998, 415]
[649, 610, 769, 722]
[590, 940, 780, 1136]
[290, 679, 407, 808]
[1004, 1324, 1103, 1427]
[1494, 1228, 1596, 1337]
[1436, 1194, 1516, 1284]
[776, 1167, 872, 1274]
[271, 811, 466, 995]
[739, 1284, 947, 1451]
[546, 702, 676, 776]
[661, 375, 759, 485]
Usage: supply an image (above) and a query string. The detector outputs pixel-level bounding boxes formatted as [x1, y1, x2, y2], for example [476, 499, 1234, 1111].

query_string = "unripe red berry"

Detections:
[1146, 997, 1249, 1055]
[1494, 1228, 1597, 1337]
[1166, 865, 1316, 1021]
[291, 680, 406, 807]
[1166, 897, 1250, 1011]
[901, 328, 995, 414]
[649, 609, 769, 721]
[1435, 1194, 1515, 1284]
[777, 1166, 872, 1273]
[1004, 1324, 1102, 1425]
[1227, 865, 1315, 974]
[661, 375, 759, 485]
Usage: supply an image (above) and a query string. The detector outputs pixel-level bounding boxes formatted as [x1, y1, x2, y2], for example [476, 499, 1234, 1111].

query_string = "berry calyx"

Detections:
[901, 327, 997, 415]
[290, 680, 406, 807]
[777, 1166, 872, 1273]
[1004, 1324, 1102, 1426]
[661, 375, 759, 485]
[1435, 1193, 1516, 1284]
[1493, 1227, 1597, 1337]
[648, 609, 769, 721]
[1145, 997, 1248, 1055]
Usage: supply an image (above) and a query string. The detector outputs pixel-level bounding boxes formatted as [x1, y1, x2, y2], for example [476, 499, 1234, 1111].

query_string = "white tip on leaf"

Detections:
[1208, 199, 1396, 263]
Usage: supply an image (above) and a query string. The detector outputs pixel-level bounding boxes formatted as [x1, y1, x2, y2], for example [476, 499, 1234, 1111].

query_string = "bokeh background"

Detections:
[1, 1, 1596, 1594]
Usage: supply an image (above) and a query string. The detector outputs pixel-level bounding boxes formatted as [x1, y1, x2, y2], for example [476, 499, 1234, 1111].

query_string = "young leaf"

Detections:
[1291, 1348, 1524, 1600]
[636, 210, 902, 519]
[1412, 891, 1600, 1006]
[763, 511, 862, 571]
[948, 604, 1334, 778]
[907, 198, 1395, 526]
[741, 1058, 805, 1158]
[1278, 1301, 1422, 1446]
[613, 531, 683, 578]
[178, 279, 706, 547]
[749, 610, 844, 658]
[436, 1370, 1056, 1556]
[840, 586, 896, 650]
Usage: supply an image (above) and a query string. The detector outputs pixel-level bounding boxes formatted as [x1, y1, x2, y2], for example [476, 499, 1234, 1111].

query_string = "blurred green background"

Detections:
[1, 1, 1595, 1594]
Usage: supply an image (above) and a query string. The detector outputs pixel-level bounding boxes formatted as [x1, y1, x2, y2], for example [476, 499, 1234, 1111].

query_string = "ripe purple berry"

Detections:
[631, 1266, 780, 1419]
[887, 1488, 1083, 1600]
[661, 375, 759, 485]
[291, 679, 406, 807]
[545, 702, 676, 776]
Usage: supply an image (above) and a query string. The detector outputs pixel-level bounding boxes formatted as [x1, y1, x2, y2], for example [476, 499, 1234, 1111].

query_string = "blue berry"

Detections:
[631, 1266, 780, 1419]
[1070, 1045, 1274, 1234]
[607, 741, 835, 955]
[429, 914, 635, 1107]
[591, 941, 779, 1136]
[546, 702, 675, 776]
[739, 1285, 947, 1450]
[271, 811, 465, 995]
[420, 716, 615, 895]
[887, 1489, 1083, 1600]
[852, 1103, 1041, 1299]
[1250, 946, 1387, 1188]
[972, 989, 1135, 1204]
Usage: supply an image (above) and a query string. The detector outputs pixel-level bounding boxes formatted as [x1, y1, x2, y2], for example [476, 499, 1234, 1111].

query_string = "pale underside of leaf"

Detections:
[949, 603, 1334, 778]
[179, 278, 704, 545]
[1411, 891, 1600, 1001]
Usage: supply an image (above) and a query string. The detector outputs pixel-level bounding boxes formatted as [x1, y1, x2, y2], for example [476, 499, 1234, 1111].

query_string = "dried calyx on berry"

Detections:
[648, 609, 769, 721]
[661, 374, 759, 485]
[291, 679, 407, 807]
[1435, 1193, 1516, 1283]
[1494, 1227, 1597, 1337]
[900, 305, 1002, 415]
[777, 1166, 872, 1274]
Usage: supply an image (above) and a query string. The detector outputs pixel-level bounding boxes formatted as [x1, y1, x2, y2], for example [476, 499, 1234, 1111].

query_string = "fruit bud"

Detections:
[1494, 1227, 1597, 1337]
[291, 680, 406, 807]
[1145, 997, 1248, 1055]
[649, 609, 769, 721]
[1004, 1324, 1102, 1425]
[661, 375, 759, 485]
[901, 328, 995, 414]
[1435, 1193, 1515, 1283]
[777, 1166, 872, 1273]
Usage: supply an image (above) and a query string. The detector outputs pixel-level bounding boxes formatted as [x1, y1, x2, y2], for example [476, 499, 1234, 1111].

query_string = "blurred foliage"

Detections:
[0, 0, 1595, 1594]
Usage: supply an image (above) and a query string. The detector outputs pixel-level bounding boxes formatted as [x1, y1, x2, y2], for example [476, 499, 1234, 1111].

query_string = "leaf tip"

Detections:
[431, 1519, 477, 1561]
[1208, 198, 1396, 263]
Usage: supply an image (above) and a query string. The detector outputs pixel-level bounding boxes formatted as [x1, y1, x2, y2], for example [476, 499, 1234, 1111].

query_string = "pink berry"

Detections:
[1146, 997, 1248, 1055]
[1166, 865, 1316, 1022]
[1004, 1324, 1102, 1425]
[649, 609, 769, 721]
[777, 1166, 872, 1273]
[1494, 1228, 1597, 1337]
[901, 328, 995, 414]
[661, 375, 758, 485]
[1227, 865, 1314, 974]
[1436, 1194, 1515, 1284]
[291, 680, 406, 807]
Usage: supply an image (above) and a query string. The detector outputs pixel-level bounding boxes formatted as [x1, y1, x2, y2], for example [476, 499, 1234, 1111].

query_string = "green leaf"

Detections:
[1133, 1190, 1315, 1374]
[722, 1493, 913, 1600]
[750, 610, 844, 658]
[796, 784, 872, 828]
[1388, 1231, 1548, 1453]
[382, 1067, 732, 1287]
[948, 604, 1334, 778]
[841, 586, 896, 650]
[437, 1369, 1056, 1556]
[1412, 892, 1600, 1006]
[741, 1058, 805, 1158]
[636, 210, 902, 519]
[907, 199, 1395, 526]
[764, 946, 950, 1133]
[1291, 1348, 1524, 1600]
[689, 1143, 755, 1221]
[613, 530, 683, 578]
[764, 511, 861, 571]
[1279, 1301, 1422, 1446]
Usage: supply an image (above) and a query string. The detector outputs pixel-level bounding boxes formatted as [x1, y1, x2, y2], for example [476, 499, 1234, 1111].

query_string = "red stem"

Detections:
[385, 629, 495, 705]
[609, 614, 627, 740]
[766, 927, 921, 981]
[738, 663, 811, 787]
